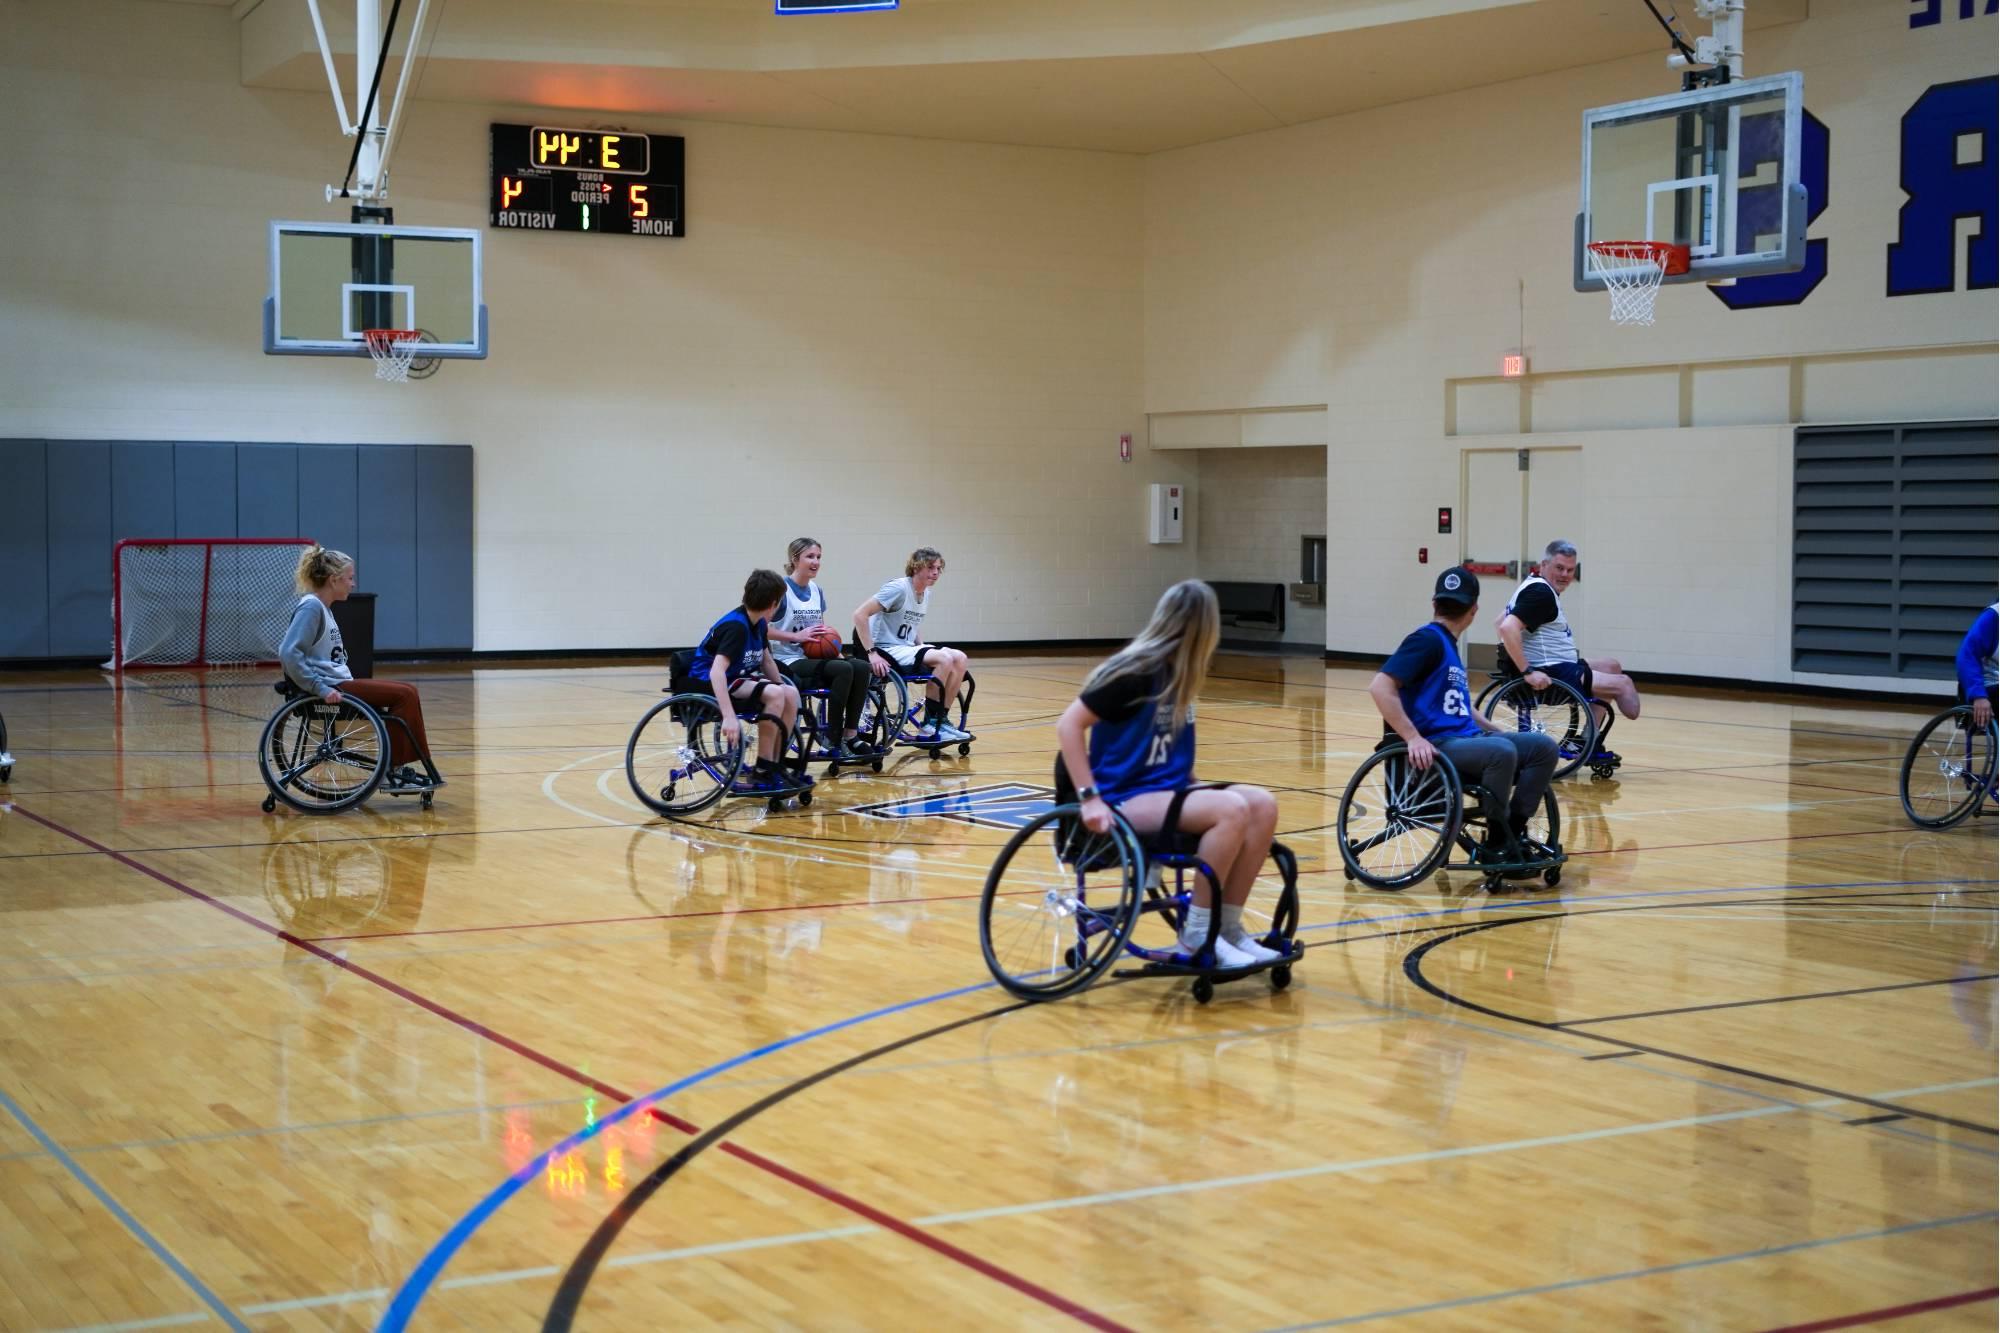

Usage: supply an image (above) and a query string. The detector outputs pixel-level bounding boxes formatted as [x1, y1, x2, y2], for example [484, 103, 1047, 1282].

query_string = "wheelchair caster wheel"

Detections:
[958, 742, 971, 756]
[1063, 945, 1081, 968]
[798, 788, 813, 807]
[1544, 867, 1561, 887]
[421, 791, 434, 809]
[261, 795, 277, 813]
[870, 759, 883, 772]
[1270, 964, 1292, 992]
[1192, 978, 1215, 1005]
[767, 797, 784, 813]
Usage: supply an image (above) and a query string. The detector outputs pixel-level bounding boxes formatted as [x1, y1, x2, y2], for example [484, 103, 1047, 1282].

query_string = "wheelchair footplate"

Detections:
[1453, 842, 1566, 892]
[1113, 938, 1302, 1005]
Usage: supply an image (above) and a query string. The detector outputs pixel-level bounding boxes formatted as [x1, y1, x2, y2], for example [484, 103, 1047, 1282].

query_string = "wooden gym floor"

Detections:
[0, 653, 1993, 1331]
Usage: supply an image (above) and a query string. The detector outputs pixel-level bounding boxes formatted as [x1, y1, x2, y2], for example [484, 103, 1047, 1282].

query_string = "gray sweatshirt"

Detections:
[278, 595, 353, 696]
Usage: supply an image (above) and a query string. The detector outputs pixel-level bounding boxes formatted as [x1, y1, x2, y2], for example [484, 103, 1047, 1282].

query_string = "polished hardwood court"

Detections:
[0, 654, 1993, 1332]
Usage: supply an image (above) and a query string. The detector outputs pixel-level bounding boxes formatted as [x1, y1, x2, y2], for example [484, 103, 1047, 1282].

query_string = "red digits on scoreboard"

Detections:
[630, 184, 650, 218]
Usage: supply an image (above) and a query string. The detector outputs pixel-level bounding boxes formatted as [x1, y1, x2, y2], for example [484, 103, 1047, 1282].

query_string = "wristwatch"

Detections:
[1076, 784, 1100, 802]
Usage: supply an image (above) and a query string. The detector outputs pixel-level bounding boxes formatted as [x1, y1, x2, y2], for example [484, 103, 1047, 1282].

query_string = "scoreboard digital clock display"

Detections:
[489, 123, 685, 238]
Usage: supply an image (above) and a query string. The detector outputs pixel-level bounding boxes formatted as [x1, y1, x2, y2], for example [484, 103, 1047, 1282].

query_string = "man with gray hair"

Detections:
[1495, 540, 1641, 771]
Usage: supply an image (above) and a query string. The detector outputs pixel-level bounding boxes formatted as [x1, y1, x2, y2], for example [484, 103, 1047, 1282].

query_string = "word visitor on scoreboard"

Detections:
[488, 122, 687, 240]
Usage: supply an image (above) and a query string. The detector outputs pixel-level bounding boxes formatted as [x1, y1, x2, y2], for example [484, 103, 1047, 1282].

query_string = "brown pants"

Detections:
[341, 679, 433, 769]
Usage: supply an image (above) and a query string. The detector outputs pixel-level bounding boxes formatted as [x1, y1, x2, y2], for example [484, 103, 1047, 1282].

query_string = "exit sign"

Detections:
[1501, 353, 1529, 378]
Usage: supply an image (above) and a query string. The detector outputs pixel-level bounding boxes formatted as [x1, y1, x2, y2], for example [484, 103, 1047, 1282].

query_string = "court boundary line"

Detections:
[1558, 971, 1998, 1026]
[0, 1083, 252, 1333]
[6, 801, 1126, 1333]
[1256, 1212, 1998, 1330]
[1752, 1285, 1999, 1332]
[1402, 907, 2000, 1136]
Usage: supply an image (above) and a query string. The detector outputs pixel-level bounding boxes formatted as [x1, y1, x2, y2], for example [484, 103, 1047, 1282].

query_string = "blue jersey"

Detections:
[1958, 605, 1998, 701]
[688, 608, 768, 685]
[1084, 673, 1197, 803]
[1382, 622, 1481, 741]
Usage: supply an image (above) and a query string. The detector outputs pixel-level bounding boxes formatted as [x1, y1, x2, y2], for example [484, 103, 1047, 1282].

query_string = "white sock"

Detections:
[1180, 904, 1213, 950]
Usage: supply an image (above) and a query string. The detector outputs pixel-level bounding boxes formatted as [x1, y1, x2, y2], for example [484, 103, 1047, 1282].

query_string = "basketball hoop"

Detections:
[363, 328, 423, 382]
[1585, 241, 1689, 326]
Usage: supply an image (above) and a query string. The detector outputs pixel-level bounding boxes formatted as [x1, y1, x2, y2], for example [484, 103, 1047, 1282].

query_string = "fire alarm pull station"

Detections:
[1419, 547, 1429, 564]
[1148, 484, 1184, 544]
[1437, 507, 1453, 534]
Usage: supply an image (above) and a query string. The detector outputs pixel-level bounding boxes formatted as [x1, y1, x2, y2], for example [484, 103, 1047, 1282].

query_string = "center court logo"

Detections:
[845, 782, 1056, 831]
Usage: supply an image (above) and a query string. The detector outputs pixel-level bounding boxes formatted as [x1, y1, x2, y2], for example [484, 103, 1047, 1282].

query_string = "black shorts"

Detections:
[1541, 659, 1593, 697]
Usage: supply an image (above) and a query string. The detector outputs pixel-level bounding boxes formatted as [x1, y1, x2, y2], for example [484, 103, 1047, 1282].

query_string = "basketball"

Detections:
[803, 628, 842, 660]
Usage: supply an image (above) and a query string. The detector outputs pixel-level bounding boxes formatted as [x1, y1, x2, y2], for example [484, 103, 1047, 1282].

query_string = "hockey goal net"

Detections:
[112, 538, 313, 670]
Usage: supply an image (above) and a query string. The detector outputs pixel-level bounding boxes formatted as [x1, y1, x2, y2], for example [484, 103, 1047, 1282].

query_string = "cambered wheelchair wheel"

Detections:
[980, 805, 1145, 1001]
[1338, 744, 1461, 890]
[1899, 705, 1997, 831]
[1476, 676, 1599, 781]
[259, 694, 390, 815]
[0, 708, 11, 782]
[626, 694, 745, 818]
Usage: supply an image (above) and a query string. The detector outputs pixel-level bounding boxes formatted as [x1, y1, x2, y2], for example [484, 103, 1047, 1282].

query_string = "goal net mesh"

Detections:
[113, 539, 310, 669]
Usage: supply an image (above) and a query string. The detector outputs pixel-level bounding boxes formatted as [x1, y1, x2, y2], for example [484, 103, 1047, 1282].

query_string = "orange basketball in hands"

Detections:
[803, 628, 842, 660]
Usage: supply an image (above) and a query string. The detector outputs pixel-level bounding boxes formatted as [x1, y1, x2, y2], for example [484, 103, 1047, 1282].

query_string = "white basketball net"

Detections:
[1586, 242, 1670, 326]
[364, 329, 421, 382]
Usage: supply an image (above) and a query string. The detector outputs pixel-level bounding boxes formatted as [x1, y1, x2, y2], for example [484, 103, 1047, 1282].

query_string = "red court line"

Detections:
[1754, 1286, 1997, 1332]
[9, 802, 1129, 1331]
[307, 887, 999, 943]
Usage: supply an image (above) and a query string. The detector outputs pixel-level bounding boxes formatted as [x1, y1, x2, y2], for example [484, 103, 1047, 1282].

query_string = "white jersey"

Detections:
[1507, 575, 1579, 669]
[770, 578, 827, 664]
[869, 577, 930, 650]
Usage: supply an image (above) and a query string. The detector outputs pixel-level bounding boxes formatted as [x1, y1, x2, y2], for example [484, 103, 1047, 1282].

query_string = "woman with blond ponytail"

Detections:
[1054, 580, 1280, 969]
[278, 544, 444, 794]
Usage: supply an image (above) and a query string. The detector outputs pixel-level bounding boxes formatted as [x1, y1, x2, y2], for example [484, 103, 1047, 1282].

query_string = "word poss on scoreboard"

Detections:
[489, 123, 686, 238]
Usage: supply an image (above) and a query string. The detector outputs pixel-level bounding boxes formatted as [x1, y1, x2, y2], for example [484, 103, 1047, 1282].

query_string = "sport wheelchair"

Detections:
[978, 762, 1302, 1005]
[0, 707, 11, 782]
[863, 645, 976, 758]
[1336, 740, 1566, 893]
[1475, 665, 1619, 780]
[1899, 702, 1997, 830]
[258, 680, 442, 814]
[625, 651, 818, 818]
[781, 655, 890, 778]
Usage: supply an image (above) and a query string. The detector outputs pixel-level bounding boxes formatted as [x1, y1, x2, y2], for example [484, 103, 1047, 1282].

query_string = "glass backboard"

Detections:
[264, 221, 487, 357]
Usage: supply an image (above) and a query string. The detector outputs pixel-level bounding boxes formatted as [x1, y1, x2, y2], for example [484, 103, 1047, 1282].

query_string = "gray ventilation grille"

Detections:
[1793, 421, 1998, 680]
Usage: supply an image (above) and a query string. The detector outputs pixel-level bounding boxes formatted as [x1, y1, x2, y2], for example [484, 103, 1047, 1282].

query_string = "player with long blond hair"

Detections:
[1054, 580, 1281, 968]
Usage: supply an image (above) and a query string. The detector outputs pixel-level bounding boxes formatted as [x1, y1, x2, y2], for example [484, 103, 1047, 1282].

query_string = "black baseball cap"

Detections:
[1433, 565, 1480, 607]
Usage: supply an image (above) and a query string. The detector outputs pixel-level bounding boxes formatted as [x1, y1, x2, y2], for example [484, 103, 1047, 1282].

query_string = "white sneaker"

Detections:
[936, 722, 973, 742]
[1224, 929, 1284, 964]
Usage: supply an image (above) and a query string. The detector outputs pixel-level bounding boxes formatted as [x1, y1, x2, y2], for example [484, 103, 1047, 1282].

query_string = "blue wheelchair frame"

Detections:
[858, 639, 976, 756]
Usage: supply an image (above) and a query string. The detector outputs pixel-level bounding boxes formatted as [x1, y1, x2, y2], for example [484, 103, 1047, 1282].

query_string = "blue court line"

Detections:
[1261, 1210, 2000, 1329]
[376, 975, 1005, 1332]
[0, 1082, 251, 1333]
[378, 873, 1992, 1330]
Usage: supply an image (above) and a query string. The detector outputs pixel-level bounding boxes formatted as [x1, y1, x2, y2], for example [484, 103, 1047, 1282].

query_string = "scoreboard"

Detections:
[488, 124, 685, 238]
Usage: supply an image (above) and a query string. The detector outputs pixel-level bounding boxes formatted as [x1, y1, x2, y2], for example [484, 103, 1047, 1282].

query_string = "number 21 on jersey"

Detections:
[1146, 733, 1173, 766]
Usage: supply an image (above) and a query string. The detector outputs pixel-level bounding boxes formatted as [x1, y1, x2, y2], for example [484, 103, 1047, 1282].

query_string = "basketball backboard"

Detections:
[264, 220, 487, 358]
[1575, 72, 1806, 290]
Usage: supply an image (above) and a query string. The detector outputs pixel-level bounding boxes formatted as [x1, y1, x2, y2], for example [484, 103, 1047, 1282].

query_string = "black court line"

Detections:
[541, 997, 1047, 1332]
[1557, 973, 2000, 1027]
[1399, 895, 2000, 1138]
[1845, 1113, 1909, 1126]
[1584, 1050, 1642, 1060]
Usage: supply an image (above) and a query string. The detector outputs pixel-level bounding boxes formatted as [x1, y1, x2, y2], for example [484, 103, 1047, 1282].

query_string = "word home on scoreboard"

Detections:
[489, 124, 686, 238]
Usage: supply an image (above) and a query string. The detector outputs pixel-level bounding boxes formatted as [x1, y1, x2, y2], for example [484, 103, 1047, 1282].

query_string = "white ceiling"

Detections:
[228, 0, 1808, 154]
